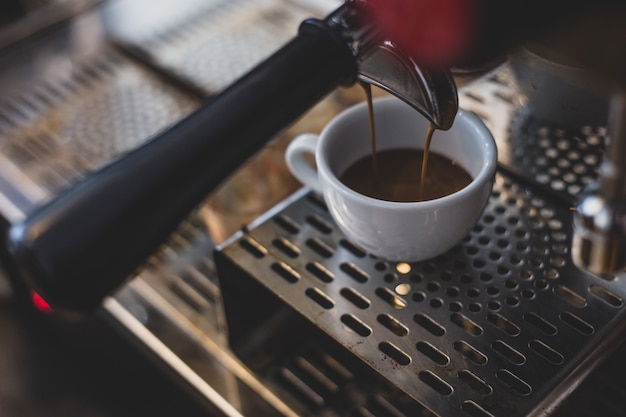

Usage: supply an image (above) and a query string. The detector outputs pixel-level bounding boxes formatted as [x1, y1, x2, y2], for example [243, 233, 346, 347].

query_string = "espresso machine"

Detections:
[1, 0, 626, 416]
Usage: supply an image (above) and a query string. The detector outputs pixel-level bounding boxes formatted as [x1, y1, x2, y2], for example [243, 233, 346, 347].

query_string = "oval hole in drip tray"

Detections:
[491, 340, 525, 365]
[419, 371, 453, 396]
[379, 341, 411, 366]
[273, 237, 300, 258]
[528, 339, 564, 365]
[306, 262, 334, 283]
[416, 341, 449, 366]
[341, 314, 372, 337]
[273, 214, 300, 234]
[377, 314, 408, 337]
[340, 287, 370, 309]
[340, 263, 369, 283]
[376, 287, 407, 309]
[451, 313, 483, 336]
[560, 311, 594, 336]
[239, 236, 267, 258]
[462, 400, 496, 417]
[305, 287, 334, 309]
[589, 284, 623, 307]
[553, 284, 587, 308]
[339, 239, 367, 258]
[306, 238, 334, 258]
[271, 262, 300, 283]
[458, 370, 493, 396]
[522, 312, 557, 336]
[414, 313, 445, 336]
[486, 313, 519, 336]
[306, 193, 328, 210]
[454, 341, 487, 365]
[496, 369, 532, 396]
[305, 215, 333, 234]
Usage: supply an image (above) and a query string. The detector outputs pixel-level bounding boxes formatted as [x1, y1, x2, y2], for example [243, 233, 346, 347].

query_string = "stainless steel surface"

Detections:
[0, 0, 343, 415]
[0, 0, 339, 223]
[461, 67, 605, 206]
[505, 41, 626, 280]
[0, 31, 202, 222]
[0, 279, 210, 417]
[213, 65, 626, 417]
[107, 0, 333, 96]
[0, 1, 625, 416]
[572, 91, 626, 277]
[0, 0, 101, 50]
[357, 43, 458, 130]
[317, 4, 459, 130]
[508, 45, 610, 129]
[112, 0, 458, 129]
[104, 213, 300, 417]
[215, 178, 626, 416]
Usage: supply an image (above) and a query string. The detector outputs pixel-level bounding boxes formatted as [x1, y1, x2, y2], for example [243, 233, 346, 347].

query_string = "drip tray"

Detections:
[214, 171, 626, 417]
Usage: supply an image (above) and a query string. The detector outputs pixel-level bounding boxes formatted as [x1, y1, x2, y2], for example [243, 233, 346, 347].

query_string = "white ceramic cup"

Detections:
[286, 96, 497, 262]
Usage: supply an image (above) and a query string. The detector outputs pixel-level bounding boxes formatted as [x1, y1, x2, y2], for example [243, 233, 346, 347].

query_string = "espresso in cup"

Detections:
[340, 148, 472, 203]
[285, 96, 497, 262]
[349, 83, 471, 203]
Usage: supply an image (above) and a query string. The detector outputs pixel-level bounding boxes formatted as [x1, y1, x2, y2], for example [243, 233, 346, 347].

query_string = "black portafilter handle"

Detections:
[7, 17, 358, 315]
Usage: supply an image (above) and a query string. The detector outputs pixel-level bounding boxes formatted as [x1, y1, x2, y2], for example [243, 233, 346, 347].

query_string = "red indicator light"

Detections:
[31, 290, 53, 313]
[359, 0, 479, 67]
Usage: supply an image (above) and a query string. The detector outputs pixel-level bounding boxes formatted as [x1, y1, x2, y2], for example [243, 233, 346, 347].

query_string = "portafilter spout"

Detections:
[6, 2, 459, 315]
[323, 3, 459, 129]
[357, 40, 458, 130]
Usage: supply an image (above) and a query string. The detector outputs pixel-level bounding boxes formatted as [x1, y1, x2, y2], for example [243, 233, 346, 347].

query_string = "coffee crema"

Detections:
[339, 148, 471, 202]
[352, 83, 471, 203]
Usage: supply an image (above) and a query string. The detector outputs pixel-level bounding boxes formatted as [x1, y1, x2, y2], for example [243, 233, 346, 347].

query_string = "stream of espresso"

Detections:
[359, 83, 437, 201]
[359, 81, 378, 183]
[420, 123, 436, 201]
[344, 84, 471, 202]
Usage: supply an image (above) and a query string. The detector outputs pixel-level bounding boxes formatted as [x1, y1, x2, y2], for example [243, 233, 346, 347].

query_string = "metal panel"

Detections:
[214, 64, 626, 417]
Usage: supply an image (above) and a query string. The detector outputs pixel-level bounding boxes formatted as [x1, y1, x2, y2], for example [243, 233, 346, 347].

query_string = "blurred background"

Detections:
[0, 0, 342, 415]
[2, 1, 626, 417]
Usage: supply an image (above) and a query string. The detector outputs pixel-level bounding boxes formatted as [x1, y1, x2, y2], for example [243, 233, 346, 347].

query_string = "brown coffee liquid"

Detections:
[420, 123, 436, 200]
[359, 80, 378, 181]
[353, 83, 471, 202]
[340, 148, 471, 202]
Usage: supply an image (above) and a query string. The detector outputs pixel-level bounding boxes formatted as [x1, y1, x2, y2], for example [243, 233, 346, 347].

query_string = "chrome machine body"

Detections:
[1, 1, 626, 417]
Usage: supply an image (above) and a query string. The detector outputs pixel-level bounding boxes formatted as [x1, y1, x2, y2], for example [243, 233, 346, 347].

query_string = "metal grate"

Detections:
[0, 47, 201, 217]
[136, 211, 228, 341]
[215, 64, 626, 417]
[458, 65, 605, 205]
[0, 3, 622, 414]
[216, 175, 626, 416]
[113, 0, 332, 95]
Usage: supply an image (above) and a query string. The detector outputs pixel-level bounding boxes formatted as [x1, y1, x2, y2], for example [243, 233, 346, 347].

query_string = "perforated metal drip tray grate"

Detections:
[214, 169, 626, 417]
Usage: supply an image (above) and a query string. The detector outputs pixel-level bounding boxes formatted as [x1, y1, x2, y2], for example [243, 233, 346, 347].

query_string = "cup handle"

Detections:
[286, 133, 323, 194]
